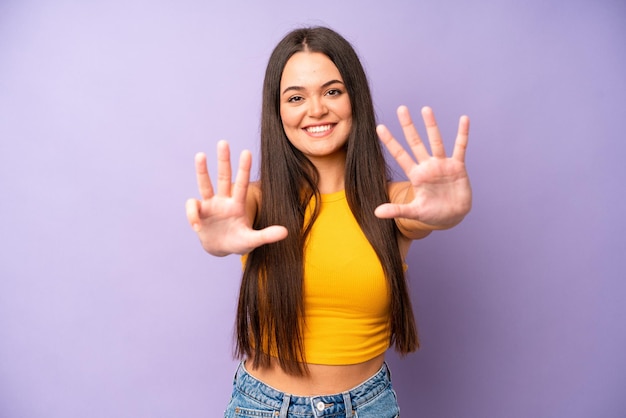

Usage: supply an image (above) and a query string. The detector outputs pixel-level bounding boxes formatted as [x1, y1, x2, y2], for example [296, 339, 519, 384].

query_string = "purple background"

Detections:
[1, 0, 625, 417]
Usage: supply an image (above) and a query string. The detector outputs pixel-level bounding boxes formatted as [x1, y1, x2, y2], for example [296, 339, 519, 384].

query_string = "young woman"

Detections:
[186, 26, 471, 418]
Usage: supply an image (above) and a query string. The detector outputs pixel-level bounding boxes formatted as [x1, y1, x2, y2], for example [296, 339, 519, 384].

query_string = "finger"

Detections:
[397, 105, 430, 162]
[216, 140, 232, 197]
[374, 202, 411, 220]
[377, 124, 420, 175]
[422, 106, 447, 159]
[195, 152, 214, 200]
[452, 115, 470, 162]
[232, 150, 252, 204]
[246, 225, 289, 250]
[185, 198, 202, 231]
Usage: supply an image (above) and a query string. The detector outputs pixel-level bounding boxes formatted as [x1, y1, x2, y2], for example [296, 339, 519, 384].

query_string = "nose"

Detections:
[307, 96, 328, 118]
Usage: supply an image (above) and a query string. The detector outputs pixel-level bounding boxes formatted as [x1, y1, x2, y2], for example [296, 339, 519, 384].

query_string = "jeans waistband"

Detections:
[233, 361, 392, 417]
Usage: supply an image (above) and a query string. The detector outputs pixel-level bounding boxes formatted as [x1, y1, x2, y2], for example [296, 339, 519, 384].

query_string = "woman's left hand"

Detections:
[375, 105, 472, 230]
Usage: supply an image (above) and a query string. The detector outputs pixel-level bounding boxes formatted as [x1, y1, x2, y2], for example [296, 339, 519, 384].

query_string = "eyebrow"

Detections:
[281, 79, 345, 96]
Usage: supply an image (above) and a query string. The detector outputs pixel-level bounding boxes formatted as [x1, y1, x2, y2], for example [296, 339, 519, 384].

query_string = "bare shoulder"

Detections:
[248, 181, 262, 201]
[386, 180, 432, 244]
[387, 181, 412, 204]
[245, 181, 261, 223]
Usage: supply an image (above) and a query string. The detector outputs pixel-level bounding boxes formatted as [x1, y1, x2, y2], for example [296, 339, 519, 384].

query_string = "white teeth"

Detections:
[306, 125, 332, 133]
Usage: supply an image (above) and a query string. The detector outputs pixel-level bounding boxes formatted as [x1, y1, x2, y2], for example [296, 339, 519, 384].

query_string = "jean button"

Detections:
[316, 401, 325, 411]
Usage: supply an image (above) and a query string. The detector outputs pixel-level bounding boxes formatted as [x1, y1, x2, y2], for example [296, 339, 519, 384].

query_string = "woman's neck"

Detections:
[309, 152, 346, 194]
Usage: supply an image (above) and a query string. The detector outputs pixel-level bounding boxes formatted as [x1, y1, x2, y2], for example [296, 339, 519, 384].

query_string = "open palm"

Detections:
[185, 141, 287, 256]
[375, 106, 472, 229]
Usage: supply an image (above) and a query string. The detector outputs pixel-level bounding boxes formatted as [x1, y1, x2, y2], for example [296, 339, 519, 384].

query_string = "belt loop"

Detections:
[384, 362, 392, 381]
[279, 393, 291, 418]
[233, 362, 242, 385]
[342, 391, 353, 417]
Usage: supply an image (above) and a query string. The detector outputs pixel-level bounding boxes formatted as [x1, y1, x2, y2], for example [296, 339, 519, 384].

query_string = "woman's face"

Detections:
[279, 52, 352, 164]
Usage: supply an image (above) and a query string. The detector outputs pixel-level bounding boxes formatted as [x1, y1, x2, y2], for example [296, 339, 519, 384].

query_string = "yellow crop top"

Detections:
[301, 190, 391, 365]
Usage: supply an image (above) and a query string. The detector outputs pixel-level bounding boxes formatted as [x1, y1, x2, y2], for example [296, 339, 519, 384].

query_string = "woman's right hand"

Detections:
[185, 140, 288, 256]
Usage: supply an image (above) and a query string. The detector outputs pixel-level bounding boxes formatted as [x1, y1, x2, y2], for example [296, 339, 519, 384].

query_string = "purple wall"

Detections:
[1, 1, 624, 417]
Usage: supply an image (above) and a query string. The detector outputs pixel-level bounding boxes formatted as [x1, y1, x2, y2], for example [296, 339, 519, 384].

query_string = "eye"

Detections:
[287, 95, 304, 103]
[326, 88, 343, 97]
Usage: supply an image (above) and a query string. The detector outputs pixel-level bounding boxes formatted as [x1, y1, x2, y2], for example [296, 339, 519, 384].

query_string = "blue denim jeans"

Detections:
[224, 362, 400, 417]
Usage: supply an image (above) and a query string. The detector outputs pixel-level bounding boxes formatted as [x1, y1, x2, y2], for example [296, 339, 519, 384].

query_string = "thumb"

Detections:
[242, 225, 288, 253]
[185, 198, 202, 231]
[374, 203, 402, 219]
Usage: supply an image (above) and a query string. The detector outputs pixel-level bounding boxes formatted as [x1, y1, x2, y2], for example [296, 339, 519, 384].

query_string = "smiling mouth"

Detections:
[305, 124, 334, 134]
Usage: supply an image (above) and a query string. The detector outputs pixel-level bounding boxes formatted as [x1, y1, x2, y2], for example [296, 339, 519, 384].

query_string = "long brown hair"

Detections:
[236, 26, 418, 375]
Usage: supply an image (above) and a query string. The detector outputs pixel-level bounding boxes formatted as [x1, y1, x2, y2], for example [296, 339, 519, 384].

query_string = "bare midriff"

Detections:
[245, 353, 385, 396]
